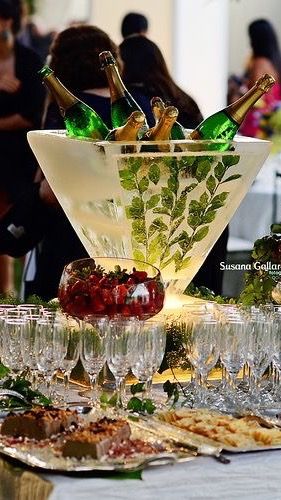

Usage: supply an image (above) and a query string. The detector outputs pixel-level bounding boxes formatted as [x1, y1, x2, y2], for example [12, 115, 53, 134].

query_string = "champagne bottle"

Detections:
[151, 96, 186, 140]
[39, 65, 109, 140]
[151, 96, 165, 124]
[142, 105, 179, 140]
[99, 51, 148, 133]
[188, 74, 275, 145]
[106, 111, 145, 141]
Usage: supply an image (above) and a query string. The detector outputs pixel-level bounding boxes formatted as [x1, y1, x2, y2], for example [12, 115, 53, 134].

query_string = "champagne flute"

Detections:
[21, 314, 42, 388]
[185, 319, 221, 407]
[80, 316, 108, 406]
[106, 317, 138, 408]
[34, 319, 67, 398]
[220, 319, 248, 411]
[2, 318, 27, 378]
[58, 317, 80, 405]
[131, 320, 166, 399]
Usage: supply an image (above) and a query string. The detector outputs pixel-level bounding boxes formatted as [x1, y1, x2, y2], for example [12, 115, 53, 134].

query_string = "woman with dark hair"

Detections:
[23, 25, 124, 299]
[119, 35, 203, 129]
[0, 0, 44, 294]
[240, 19, 281, 138]
[0, 24, 153, 300]
[247, 19, 281, 86]
[119, 35, 228, 295]
[45, 25, 120, 130]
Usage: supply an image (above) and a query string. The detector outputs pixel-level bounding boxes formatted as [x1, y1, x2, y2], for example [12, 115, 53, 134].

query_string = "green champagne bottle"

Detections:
[188, 74, 275, 147]
[151, 96, 186, 140]
[39, 65, 109, 140]
[106, 111, 145, 141]
[99, 51, 148, 133]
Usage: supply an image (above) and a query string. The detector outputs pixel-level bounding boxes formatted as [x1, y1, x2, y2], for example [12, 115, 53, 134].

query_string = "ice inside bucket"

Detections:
[27, 131, 270, 294]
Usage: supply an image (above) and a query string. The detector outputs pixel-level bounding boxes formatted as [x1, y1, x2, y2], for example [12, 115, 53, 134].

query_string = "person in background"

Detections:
[121, 12, 148, 39]
[119, 35, 202, 130]
[0, 24, 154, 300]
[0, 0, 45, 295]
[239, 19, 281, 138]
[119, 35, 228, 295]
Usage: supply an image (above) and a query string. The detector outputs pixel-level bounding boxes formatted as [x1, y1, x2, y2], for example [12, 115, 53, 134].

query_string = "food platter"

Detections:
[155, 409, 281, 454]
[2, 405, 281, 474]
[0, 412, 196, 474]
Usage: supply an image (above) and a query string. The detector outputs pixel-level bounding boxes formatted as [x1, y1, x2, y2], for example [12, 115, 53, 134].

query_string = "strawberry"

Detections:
[101, 288, 114, 305]
[131, 270, 148, 283]
[127, 277, 136, 286]
[90, 297, 106, 313]
[70, 280, 88, 295]
[99, 276, 110, 287]
[121, 305, 131, 316]
[113, 284, 128, 304]
[88, 274, 100, 285]
[130, 303, 143, 317]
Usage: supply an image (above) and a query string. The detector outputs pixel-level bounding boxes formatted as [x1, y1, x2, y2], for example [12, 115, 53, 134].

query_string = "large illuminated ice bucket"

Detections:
[27, 132, 270, 294]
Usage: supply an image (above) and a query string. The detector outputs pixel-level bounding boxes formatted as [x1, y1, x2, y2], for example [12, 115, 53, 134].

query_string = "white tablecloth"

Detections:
[230, 154, 281, 245]
[45, 450, 281, 500]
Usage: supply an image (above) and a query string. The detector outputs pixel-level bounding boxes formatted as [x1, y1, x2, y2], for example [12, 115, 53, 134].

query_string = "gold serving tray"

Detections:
[152, 413, 281, 454]
[0, 418, 195, 474]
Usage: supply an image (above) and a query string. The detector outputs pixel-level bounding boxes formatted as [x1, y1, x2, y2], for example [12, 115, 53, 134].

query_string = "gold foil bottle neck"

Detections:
[255, 73, 276, 92]
[99, 50, 116, 69]
[131, 111, 145, 125]
[165, 106, 179, 120]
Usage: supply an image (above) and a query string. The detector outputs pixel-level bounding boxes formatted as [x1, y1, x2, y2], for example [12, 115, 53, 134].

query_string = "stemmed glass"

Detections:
[58, 317, 80, 405]
[80, 316, 108, 406]
[247, 317, 273, 407]
[34, 319, 67, 398]
[219, 319, 248, 411]
[21, 314, 43, 388]
[106, 317, 139, 408]
[272, 312, 281, 401]
[131, 320, 166, 399]
[2, 318, 27, 377]
[184, 319, 221, 407]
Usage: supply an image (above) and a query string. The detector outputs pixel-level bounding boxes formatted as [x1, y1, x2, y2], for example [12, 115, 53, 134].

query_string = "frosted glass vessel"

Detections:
[28, 132, 270, 294]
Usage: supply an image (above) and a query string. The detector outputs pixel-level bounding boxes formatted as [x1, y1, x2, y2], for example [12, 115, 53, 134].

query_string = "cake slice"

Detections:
[1, 408, 78, 440]
[62, 417, 131, 459]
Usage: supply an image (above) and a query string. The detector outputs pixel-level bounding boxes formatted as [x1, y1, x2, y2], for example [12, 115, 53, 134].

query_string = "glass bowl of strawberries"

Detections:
[58, 257, 165, 320]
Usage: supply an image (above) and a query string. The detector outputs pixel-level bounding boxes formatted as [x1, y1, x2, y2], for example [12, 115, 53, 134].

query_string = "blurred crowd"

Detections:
[0, 1, 281, 301]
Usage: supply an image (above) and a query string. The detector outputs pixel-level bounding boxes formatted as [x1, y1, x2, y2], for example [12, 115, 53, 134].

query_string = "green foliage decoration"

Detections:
[119, 153, 241, 273]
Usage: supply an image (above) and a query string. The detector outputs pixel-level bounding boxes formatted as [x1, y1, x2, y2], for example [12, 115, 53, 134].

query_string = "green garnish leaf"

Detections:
[127, 396, 143, 412]
[163, 380, 179, 407]
[127, 396, 156, 415]
[1, 376, 52, 408]
[130, 382, 145, 395]
[0, 363, 10, 379]
[142, 398, 156, 414]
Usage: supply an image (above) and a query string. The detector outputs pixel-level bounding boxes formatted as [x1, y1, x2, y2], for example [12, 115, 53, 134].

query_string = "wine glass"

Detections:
[219, 319, 248, 411]
[184, 319, 221, 407]
[57, 316, 80, 405]
[34, 319, 67, 398]
[58, 257, 164, 320]
[131, 320, 166, 399]
[247, 317, 274, 407]
[80, 316, 109, 406]
[21, 314, 43, 388]
[106, 317, 139, 408]
[2, 317, 27, 377]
